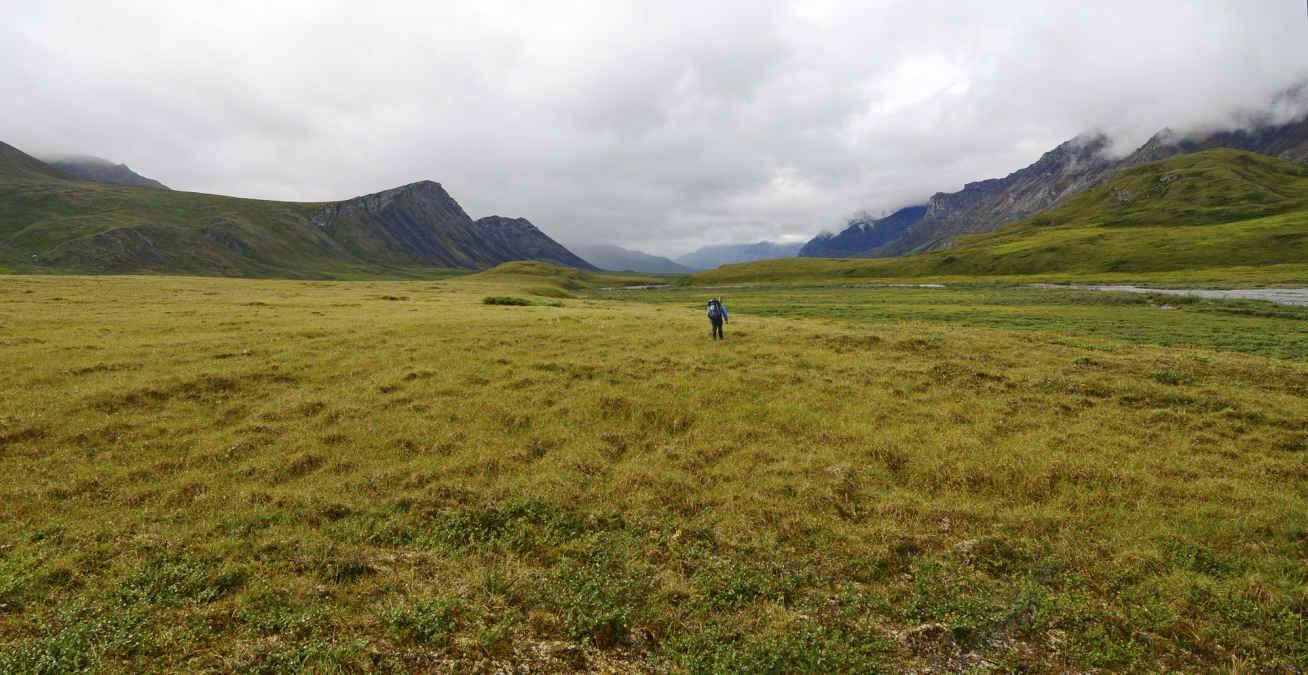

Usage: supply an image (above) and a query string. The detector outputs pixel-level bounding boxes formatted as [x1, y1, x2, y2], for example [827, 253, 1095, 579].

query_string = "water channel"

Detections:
[1031, 284, 1308, 307]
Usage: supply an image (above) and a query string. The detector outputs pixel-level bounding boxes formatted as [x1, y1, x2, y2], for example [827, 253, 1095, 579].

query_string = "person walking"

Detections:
[707, 297, 728, 340]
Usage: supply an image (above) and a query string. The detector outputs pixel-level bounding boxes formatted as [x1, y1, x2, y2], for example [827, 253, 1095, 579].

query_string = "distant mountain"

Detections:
[800, 205, 927, 258]
[806, 114, 1308, 259]
[474, 216, 597, 270]
[676, 241, 802, 270]
[567, 243, 694, 274]
[42, 154, 169, 190]
[696, 149, 1308, 283]
[0, 140, 591, 276]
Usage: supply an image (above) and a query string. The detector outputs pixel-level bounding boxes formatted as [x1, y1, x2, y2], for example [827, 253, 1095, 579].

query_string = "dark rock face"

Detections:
[880, 134, 1121, 256]
[309, 182, 595, 270]
[1122, 120, 1308, 166]
[43, 155, 170, 190]
[675, 241, 802, 270]
[473, 216, 598, 270]
[800, 205, 927, 258]
[311, 181, 513, 268]
[807, 114, 1308, 258]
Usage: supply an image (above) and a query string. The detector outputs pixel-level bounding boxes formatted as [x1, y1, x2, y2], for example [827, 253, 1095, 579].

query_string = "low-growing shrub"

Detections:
[117, 556, 246, 607]
[483, 296, 532, 306]
[384, 595, 463, 646]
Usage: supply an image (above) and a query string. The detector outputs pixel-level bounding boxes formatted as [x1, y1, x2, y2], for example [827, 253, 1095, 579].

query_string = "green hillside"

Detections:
[0, 179, 350, 277]
[0, 142, 586, 279]
[693, 150, 1308, 285]
[0, 142, 72, 184]
[0, 143, 438, 278]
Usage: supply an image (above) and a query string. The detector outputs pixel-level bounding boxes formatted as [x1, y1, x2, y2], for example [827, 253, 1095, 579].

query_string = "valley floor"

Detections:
[0, 274, 1304, 672]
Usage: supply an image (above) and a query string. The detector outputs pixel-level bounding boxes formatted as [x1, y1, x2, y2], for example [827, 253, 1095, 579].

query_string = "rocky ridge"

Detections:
[807, 114, 1308, 259]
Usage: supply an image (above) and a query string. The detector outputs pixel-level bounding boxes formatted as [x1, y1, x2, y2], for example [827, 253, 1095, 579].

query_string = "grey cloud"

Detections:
[2, 0, 1306, 258]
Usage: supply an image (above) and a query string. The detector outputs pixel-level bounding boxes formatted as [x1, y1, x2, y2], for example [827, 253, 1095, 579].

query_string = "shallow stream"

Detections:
[1031, 284, 1308, 306]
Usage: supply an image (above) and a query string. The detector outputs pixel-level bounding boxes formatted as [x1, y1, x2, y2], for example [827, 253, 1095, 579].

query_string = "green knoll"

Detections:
[692, 149, 1308, 285]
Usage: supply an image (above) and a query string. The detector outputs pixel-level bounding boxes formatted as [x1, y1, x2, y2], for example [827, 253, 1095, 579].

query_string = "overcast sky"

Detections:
[3, 1, 1306, 256]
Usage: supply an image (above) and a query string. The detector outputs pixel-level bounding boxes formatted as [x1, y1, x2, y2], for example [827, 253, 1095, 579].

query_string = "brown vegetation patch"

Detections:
[167, 481, 207, 506]
[295, 400, 328, 417]
[63, 362, 141, 376]
[0, 425, 46, 447]
[46, 478, 109, 501]
[275, 453, 326, 482]
[823, 334, 884, 352]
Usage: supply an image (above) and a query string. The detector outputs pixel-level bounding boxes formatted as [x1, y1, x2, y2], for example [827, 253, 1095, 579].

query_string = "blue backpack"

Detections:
[707, 300, 722, 319]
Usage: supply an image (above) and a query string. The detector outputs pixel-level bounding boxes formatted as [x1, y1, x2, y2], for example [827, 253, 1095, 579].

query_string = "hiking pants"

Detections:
[710, 317, 724, 340]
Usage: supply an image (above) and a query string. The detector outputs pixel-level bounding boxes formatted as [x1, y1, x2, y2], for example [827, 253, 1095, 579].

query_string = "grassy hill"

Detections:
[0, 141, 590, 278]
[693, 150, 1308, 285]
[467, 260, 655, 298]
[1, 273, 1304, 671]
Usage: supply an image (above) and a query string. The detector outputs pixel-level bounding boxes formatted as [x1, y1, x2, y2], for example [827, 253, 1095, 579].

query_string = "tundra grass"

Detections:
[1, 274, 1305, 672]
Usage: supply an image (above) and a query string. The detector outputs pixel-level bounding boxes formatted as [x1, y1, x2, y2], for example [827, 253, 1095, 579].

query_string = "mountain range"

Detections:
[566, 243, 693, 274]
[694, 148, 1308, 283]
[0, 141, 594, 277]
[9, 96, 1308, 278]
[675, 241, 802, 270]
[803, 115, 1308, 259]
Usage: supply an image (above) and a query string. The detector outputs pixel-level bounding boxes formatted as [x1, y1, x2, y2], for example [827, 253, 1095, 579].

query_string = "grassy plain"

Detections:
[1, 270, 1305, 672]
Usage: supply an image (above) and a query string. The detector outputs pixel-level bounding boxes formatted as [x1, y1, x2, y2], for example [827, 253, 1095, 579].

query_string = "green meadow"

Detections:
[1, 267, 1304, 672]
[591, 283, 1308, 362]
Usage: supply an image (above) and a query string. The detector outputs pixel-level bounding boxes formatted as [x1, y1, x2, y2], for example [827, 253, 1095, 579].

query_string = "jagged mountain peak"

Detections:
[366, 179, 452, 201]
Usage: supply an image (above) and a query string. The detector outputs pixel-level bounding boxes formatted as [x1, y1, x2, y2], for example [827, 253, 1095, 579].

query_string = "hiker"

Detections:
[707, 297, 728, 340]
